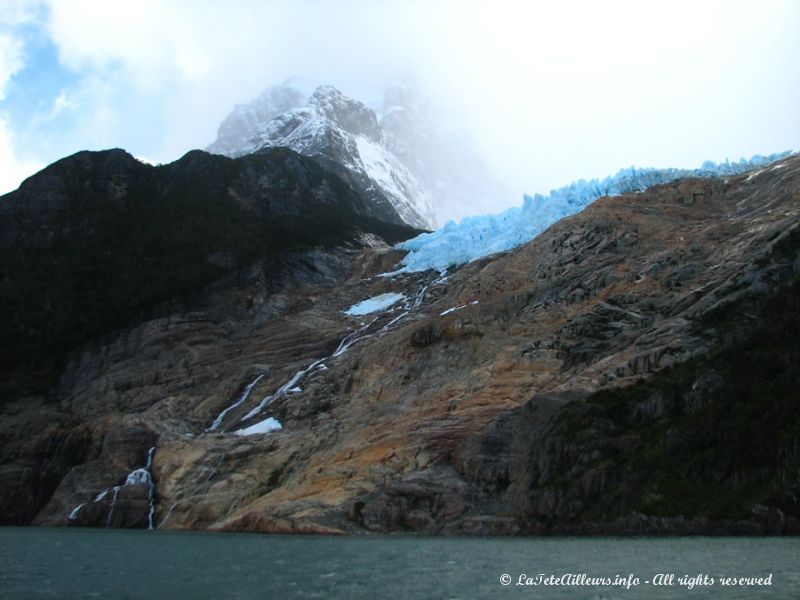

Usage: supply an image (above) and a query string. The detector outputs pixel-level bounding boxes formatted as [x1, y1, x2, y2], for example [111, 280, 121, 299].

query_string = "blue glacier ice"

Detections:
[394, 152, 793, 273]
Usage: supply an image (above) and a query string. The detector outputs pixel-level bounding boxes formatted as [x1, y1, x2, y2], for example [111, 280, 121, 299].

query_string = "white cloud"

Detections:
[0, 0, 44, 24]
[0, 34, 24, 101]
[0, 2, 41, 194]
[0, 0, 46, 100]
[47, 89, 74, 118]
[0, 116, 43, 194]
[2, 0, 799, 216]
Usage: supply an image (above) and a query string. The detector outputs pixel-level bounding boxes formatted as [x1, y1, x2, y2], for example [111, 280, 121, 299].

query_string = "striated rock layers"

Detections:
[1, 154, 799, 535]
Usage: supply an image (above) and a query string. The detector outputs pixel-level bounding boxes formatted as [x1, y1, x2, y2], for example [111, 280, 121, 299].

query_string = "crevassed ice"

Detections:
[345, 292, 406, 316]
[395, 152, 793, 273]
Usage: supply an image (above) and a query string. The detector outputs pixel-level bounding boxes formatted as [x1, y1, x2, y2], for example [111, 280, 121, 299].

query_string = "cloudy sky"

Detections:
[1, 0, 798, 220]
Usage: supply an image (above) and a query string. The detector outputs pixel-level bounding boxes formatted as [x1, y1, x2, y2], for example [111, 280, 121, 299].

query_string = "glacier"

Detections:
[394, 152, 793, 273]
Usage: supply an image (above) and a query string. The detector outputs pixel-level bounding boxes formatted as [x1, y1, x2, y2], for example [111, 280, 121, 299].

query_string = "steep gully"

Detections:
[181, 275, 443, 530]
[52, 245, 447, 530]
[207, 277, 441, 437]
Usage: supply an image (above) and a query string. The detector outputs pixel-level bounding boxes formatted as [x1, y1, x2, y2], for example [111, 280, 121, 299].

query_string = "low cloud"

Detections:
[0, 34, 25, 101]
[1, 0, 799, 216]
[0, 116, 42, 193]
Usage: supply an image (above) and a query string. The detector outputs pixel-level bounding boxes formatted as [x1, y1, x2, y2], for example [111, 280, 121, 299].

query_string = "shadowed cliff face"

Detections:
[1, 154, 799, 534]
[0, 148, 418, 402]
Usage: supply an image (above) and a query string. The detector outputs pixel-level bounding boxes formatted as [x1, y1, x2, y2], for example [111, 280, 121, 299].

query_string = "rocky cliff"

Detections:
[0, 147, 418, 400]
[1, 153, 798, 535]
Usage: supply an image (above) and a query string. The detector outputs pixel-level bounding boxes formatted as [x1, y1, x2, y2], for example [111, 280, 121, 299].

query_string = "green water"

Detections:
[1, 528, 798, 599]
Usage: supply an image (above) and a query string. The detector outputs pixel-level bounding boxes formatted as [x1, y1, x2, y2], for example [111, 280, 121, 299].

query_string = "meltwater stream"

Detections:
[2, 529, 799, 599]
[206, 277, 436, 435]
[207, 374, 265, 432]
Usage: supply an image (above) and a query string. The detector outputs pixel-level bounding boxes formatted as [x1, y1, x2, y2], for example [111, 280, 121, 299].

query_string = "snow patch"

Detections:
[355, 136, 436, 229]
[345, 292, 406, 316]
[235, 417, 283, 436]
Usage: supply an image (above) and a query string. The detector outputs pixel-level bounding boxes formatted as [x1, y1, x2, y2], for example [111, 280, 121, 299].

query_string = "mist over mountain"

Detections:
[207, 83, 511, 228]
[376, 84, 512, 224]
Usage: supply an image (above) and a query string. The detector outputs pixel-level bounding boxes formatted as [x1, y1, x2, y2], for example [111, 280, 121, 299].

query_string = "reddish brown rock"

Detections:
[2, 155, 800, 535]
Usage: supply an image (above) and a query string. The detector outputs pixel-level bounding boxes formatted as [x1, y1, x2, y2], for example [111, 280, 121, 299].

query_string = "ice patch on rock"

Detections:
[345, 292, 406, 316]
[235, 417, 283, 436]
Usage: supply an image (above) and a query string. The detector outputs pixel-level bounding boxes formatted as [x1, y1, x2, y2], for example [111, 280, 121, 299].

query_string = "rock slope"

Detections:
[0, 147, 418, 402]
[1, 154, 799, 535]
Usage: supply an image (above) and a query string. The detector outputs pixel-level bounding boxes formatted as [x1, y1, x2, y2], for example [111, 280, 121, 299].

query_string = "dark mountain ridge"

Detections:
[0, 147, 419, 401]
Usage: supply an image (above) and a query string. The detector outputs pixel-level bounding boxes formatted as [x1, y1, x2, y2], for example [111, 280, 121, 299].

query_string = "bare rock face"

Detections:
[0, 400, 91, 524]
[2, 155, 800, 534]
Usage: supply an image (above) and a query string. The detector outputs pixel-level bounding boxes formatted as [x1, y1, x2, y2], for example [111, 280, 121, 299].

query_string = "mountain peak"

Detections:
[206, 84, 437, 230]
[207, 85, 305, 157]
[308, 85, 382, 142]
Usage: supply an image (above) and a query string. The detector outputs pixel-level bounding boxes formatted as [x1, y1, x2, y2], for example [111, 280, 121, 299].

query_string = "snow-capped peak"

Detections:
[207, 85, 437, 230]
[307, 85, 382, 143]
[207, 85, 305, 157]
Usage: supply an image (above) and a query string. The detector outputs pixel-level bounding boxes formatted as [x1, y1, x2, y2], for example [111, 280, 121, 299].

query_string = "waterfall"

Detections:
[105, 486, 121, 526]
[207, 374, 266, 432]
[235, 278, 437, 432]
[67, 446, 157, 529]
[68, 503, 86, 521]
[240, 359, 327, 422]
[144, 446, 156, 529]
